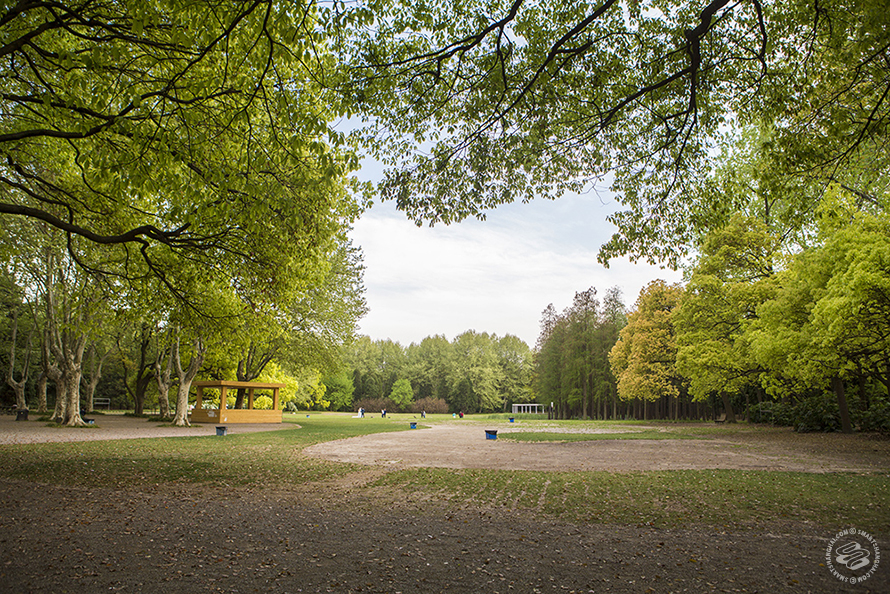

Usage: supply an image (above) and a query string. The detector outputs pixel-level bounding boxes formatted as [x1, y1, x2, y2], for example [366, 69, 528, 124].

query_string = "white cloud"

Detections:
[349, 194, 683, 347]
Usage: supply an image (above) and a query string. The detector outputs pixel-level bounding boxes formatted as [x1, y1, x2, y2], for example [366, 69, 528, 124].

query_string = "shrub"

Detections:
[409, 397, 448, 414]
[855, 399, 890, 434]
[792, 393, 841, 433]
[353, 398, 398, 415]
[751, 401, 794, 426]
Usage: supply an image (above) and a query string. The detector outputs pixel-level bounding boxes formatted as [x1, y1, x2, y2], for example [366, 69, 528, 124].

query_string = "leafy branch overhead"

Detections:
[1, 0, 362, 309]
[330, 0, 888, 265]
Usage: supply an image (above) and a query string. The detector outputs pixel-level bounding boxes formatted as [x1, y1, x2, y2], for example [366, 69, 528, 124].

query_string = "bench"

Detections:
[93, 398, 111, 410]
[715, 413, 727, 423]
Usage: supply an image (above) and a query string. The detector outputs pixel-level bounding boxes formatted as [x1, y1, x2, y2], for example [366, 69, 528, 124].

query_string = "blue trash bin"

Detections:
[216, 426, 227, 436]
[485, 429, 498, 440]
[410, 422, 417, 429]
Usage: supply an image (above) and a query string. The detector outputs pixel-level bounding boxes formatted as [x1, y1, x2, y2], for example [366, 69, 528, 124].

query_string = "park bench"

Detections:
[714, 413, 727, 423]
[93, 398, 111, 409]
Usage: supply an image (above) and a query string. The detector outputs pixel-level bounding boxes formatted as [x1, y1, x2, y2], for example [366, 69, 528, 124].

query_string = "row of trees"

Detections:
[325, 332, 534, 414]
[0, 223, 367, 424]
[0, 1, 370, 424]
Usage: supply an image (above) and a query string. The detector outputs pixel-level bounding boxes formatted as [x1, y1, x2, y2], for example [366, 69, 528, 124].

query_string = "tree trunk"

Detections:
[171, 336, 206, 427]
[6, 312, 33, 411]
[720, 392, 737, 423]
[832, 376, 854, 434]
[154, 335, 174, 419]
[36, 371, 48, 413]
[82, 344, 111, 414]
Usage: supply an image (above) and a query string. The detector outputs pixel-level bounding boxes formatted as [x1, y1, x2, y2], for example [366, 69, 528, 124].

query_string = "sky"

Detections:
[347, 183, 684, 348]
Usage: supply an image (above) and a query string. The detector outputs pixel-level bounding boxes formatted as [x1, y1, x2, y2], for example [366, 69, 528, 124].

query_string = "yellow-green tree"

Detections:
[674, 215, 781, 422]
[609, 280, 685, 420]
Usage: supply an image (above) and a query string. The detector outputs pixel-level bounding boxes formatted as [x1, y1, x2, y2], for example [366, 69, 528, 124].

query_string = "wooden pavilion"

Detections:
[189, 380, 285, 424]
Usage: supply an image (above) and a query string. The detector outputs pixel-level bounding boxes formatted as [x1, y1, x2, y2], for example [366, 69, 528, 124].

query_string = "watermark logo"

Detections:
[825, 528, 881, 584]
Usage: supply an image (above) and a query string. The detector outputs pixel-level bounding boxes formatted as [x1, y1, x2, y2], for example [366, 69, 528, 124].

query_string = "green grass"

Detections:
[0, 414, 412, 489]
[372, 467, 890, 533]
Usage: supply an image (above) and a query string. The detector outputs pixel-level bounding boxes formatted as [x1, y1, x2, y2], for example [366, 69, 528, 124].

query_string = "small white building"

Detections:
[511, 403, 544, 414]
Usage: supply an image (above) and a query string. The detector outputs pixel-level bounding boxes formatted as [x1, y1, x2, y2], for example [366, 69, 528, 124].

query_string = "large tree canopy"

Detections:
[329, 0, 889, 265]
[1, 0, 361, 309]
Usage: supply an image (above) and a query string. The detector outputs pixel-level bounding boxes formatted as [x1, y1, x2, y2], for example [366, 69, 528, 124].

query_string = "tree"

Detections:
[321, 370, 356, 412]
[330, 0, 888, 266]
[675, 215, 781, 420]
[749, 191, 890, 432]
[2, 0, 361, 313]
[5, 309, 33, 411]
[388, 378, 415, 411]
[609, 280, 685, 419]
[448, 331, 504, 413]
[534, 287, 625, 419]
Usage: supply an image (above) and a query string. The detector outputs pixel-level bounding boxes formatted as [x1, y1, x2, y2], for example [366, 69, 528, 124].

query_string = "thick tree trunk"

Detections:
[82, 345, 111, 414]
[171, 335, 206, 427]
[6, 313, 33, 411]
[720, 392, 737, 423]
[60, 369, 87, 427]
[36, 371, 48, 413]
[832, 376, 853, 434]
[154, 340, 174, 419]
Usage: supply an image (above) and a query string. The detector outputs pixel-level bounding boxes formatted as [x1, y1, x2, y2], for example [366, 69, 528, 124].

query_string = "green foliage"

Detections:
[329, 0, 890, 268]
[855, 401, 890, 434]
[321, 370, 356, 412]
[344, 331, 532, 414]
[750, 402, 794, 427]
[610, 281, 684, 406]
[387, 378, 415, 411]
[2, 0, 363, 310]
[535, 286, 625, 419]
[675, 215, 779, 402]
[791, 394, 841, 433]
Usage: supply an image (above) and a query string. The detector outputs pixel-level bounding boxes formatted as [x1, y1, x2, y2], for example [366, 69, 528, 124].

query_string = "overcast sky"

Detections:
[347, 182, 684, 347]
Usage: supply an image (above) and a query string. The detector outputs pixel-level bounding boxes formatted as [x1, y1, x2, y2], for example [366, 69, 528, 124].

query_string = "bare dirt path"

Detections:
[0, 414, 293, 445]
[304, 421, 890, 473]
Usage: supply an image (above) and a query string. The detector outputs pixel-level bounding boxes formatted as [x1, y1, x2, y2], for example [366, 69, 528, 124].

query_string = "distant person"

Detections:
[459, 411, 464, 419]
[421, 410, 426, 418]
[381, 409, 386, 418]
[359, 407, 364, 418]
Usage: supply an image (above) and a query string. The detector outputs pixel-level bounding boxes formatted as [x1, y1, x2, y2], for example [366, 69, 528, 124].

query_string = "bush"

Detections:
[791, 393, 841, 432]
[353, 398, 397, 415]
[409, 397, 448, 414]
[856, 400, 890, 434]
[751, 401, 794, 426]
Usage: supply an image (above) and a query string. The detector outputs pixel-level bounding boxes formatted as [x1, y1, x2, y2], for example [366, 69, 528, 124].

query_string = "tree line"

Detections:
[322, 332, 534, 415]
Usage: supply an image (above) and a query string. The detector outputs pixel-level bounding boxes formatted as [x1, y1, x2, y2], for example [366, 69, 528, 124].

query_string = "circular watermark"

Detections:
[825, 528, 881, 584]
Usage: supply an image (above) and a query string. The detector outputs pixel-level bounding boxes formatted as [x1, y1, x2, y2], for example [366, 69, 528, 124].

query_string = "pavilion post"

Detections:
[196, 386, 204, 410]
[272, 387, 280, 411]
[220, 386, 227, 411]
[248, 388, 255, 410]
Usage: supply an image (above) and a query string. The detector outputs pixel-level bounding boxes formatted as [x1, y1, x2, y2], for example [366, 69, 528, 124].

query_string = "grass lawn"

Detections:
[1, 413, 887, 534]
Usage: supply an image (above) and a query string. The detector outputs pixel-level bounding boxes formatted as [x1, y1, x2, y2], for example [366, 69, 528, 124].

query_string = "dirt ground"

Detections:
[1, 416, 888, 593]
[304, 421, 890, 473]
